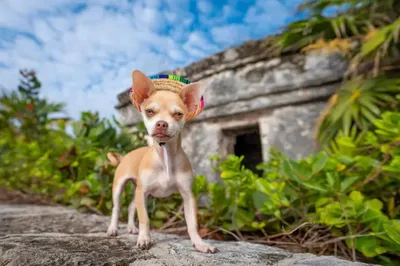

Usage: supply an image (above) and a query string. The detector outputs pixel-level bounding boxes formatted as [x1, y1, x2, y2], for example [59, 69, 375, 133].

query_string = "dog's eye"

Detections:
[145, 109, 154, 116]
[174, 112, 183, 119]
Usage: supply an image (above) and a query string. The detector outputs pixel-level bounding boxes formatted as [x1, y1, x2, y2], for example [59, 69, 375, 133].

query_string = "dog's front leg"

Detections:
[134, 186, 151, 249]
[179, 181, 219, 253]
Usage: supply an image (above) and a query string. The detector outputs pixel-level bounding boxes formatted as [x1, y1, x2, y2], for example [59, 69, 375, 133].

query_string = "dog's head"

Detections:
[130, 70, 206, 144]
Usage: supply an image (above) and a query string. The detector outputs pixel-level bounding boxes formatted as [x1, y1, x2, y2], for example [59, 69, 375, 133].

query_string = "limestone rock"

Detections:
[259, 102, 327, 161]
[0, 204, 375, 266]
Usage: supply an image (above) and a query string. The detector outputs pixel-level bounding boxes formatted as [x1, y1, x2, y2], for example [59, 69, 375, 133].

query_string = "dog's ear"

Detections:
[180, 82, 206, 113]
[131, 70, 156, 107]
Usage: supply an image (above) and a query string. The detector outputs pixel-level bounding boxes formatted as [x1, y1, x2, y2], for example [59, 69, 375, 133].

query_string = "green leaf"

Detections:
[72, 120, 86, 137]
[342, 110, 352, 136]
[251, 221, 266, 229]
[363, 209, 383, 223]
[354, 236, 388, 257]
[282, 159, 296, 180]
[315, 197, 331, 208]
[234, 208, 254, 229]
[252, 190, 269, 210]
[151, 220, 164, 228]
[301, 180, 328, 192]
[340, 176, 359, 192]
[312, 153, 328, 174]
[337, 155, 354, 164]
[154, 210, 169, 220]
[384, 221, 400, 245]
[360, 107, 378, 124]
[326, 173, 335, 187]
[363, 200, 384, 223]
[220, 170, 238, 179]
[349, 191, 364, 203]
[361, 30, 386, 56]
[367, 199, 384, 211]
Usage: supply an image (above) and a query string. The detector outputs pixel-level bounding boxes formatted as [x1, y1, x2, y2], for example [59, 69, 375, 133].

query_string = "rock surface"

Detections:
[259, 102, 327, 161]
[0, 204, 375, 266]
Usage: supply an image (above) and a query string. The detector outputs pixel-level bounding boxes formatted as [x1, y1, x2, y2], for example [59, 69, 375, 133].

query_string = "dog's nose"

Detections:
[156, 120, 168, 129]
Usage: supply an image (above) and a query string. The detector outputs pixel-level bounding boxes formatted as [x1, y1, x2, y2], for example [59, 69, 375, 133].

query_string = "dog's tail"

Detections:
[107, 152, 124, 167]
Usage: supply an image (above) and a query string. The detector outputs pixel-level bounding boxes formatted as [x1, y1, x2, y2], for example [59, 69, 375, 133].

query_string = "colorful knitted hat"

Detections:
[129, 74, 205, 120]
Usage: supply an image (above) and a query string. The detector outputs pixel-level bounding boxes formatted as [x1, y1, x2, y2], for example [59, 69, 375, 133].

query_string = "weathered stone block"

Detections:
[196, 83, 337, 121]
[259, 102, 327, 161]
[181, 123, 222, 182]
[200, 52, 346, 111]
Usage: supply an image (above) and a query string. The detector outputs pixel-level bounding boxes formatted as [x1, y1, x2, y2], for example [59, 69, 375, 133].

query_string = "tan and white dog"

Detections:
[106, 70, 218, 254]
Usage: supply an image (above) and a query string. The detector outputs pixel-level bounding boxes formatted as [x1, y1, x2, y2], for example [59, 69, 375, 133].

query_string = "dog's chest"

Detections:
[148, 170, 177, 198]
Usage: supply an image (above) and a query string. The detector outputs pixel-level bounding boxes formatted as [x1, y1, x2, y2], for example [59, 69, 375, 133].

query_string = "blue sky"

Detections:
[0, 0, 306, 120]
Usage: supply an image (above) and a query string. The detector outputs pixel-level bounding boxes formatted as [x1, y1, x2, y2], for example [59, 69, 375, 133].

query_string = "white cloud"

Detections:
[211, 24, 251, 46]
[131, 1, 166, 31]
[2, 0, 75, 14]
[221, 5, 241, 20]
[0, 0, 301, 121]
[0, 0, 217, 121]
[168, 49, 187, 62]
[183, 31, 220, 58]
[244, 0, 291, 35]
[197, 0, 213, 14]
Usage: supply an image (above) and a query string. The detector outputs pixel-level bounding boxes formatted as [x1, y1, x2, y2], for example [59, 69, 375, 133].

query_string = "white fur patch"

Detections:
[146, 103, 159, 110]
[171, 104, 183, 112]
[141, 102, 159, 135]
[162, 145, 170, 178]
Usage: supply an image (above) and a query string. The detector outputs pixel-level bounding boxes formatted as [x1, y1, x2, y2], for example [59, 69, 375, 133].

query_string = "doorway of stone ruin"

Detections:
[222, 125, 263, 175]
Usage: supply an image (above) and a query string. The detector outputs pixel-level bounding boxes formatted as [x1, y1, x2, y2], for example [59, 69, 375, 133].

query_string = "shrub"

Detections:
[0, 70, 147, 215]
[191, 110, 400, 265]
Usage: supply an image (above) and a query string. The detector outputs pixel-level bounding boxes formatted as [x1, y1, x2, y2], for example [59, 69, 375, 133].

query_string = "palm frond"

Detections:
[281, 0, 396, 51]
[316, 77, 400, 146]
[349, 17, 400, 77]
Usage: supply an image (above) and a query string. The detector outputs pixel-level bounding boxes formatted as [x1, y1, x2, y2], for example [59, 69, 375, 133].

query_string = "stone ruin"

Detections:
[115, 37, 348, 182]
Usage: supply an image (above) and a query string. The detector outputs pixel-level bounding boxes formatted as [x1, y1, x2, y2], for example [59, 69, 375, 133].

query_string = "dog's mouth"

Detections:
[152, 133, 170, 138]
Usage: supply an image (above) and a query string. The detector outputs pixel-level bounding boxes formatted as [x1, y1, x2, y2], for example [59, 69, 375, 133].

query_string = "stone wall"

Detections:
[115, 37, 348, 181]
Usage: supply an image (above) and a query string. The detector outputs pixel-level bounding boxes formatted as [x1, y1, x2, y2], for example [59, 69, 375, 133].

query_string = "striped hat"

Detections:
[130, 74, 205, 120]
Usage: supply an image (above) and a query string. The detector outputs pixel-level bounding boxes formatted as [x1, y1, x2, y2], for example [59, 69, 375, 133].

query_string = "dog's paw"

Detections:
[193, 242, 219, 254]
[127, 225, 139, 234]
[107, 225, 118, 237]
[136, 235, 152, 250]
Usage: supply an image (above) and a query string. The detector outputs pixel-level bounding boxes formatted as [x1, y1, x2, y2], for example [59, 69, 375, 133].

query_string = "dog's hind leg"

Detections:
[107, 176, 127, 236]
[127, 180, 139, 234]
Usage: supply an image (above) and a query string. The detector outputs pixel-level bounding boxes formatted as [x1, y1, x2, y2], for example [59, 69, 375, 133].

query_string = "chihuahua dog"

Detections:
[106, 70, 218, 254]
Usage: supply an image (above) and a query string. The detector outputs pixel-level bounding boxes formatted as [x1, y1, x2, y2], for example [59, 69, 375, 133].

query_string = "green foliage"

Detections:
[191, 111, 400, 264]
[279, 0, 400, 147]
[0, 70, 69, 140]
[0, 70, 147, 215]
[280, 0, 396, 52]
[356, 17, 400, 62]
[316, 77, 400, 146]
